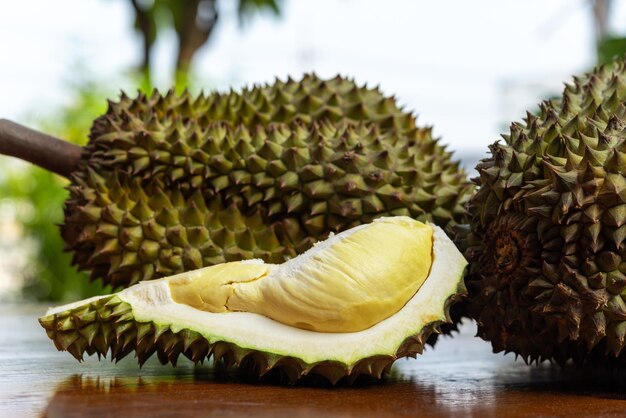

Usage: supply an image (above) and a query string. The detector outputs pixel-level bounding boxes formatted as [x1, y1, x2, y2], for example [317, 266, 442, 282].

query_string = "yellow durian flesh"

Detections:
[169, 262, 272, 313]
[169, 217, 433, 333]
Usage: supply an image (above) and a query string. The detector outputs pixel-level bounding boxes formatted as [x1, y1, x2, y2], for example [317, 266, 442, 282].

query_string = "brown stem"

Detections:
[0, 119, 82, 179]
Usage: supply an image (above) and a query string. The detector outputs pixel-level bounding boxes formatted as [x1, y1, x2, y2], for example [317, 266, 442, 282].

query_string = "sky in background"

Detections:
[1, 0, 625, 165]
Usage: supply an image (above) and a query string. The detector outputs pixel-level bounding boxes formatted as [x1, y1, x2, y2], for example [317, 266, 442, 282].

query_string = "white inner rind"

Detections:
[48, 225, 467, 365]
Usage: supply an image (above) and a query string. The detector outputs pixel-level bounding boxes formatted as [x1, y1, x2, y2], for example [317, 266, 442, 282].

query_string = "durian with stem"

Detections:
[0, 74, 474, 289]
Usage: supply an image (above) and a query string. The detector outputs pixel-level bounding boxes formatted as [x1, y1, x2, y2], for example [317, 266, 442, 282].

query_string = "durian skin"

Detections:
[466, 62, 626, 366]
[62, 74, 473, 288]
[39, 280, 465, 384]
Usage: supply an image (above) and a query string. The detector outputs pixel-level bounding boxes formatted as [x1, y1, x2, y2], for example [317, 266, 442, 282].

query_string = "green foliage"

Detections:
[0, 81, 113, 301]
[597, 36, 626, 65]
[36, 80, 110, 144]
[237, 0, 281, 21]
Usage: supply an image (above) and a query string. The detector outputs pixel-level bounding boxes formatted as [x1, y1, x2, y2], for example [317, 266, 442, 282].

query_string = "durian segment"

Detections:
[62, 74, 474, 288]
[169, 262, 272, 314]
[466, 60, 626, 366]
[41, 220, 467, 383]
[169, 217, 433, 332]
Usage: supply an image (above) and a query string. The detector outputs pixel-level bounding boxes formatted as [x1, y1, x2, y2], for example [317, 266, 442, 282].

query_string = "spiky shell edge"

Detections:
[39, 279, 465, 385]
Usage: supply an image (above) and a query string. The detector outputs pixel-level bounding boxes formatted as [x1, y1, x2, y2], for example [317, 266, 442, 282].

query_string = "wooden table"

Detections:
[2, 303, 626, 418]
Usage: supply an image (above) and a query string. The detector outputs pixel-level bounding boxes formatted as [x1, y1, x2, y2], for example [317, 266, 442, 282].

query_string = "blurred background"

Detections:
[0, 0, 625, 302]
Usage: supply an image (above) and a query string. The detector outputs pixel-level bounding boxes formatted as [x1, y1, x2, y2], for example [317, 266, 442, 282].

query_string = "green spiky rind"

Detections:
[39, 277, 466, 384]
[63, 74, 473, 288]
[466, 61, 626, 366]
[97, 73, 417, 132]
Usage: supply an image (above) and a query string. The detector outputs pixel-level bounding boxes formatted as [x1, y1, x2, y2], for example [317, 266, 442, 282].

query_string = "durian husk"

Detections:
[465, 61, 626, 366]
[39, 287, 450, 384]
[62, 74, 473, 288]
[39, 278, 466, 385]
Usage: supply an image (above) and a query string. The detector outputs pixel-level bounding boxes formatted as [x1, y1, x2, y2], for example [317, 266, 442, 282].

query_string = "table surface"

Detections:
[2, 303, 626, 418]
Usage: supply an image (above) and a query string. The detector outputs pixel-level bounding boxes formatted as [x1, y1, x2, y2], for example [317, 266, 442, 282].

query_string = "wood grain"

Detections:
[2, 303, 626, 418]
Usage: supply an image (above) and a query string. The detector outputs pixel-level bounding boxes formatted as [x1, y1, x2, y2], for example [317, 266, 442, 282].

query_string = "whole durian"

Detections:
[41, 217, 468, 384]
[466, 61, 626, 366]
[60, 74, 473, 288]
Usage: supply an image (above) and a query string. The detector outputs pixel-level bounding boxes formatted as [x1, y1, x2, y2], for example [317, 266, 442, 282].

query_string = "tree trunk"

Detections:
[174, 0, 218, 86]
[130, 0, 155, 84]
[591, 0, 611, 45]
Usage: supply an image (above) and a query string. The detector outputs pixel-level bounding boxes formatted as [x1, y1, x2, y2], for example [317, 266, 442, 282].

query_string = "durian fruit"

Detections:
[40, 217, 468, 384]
[466, 61, 626, 366]
[61, 74, 473, 288]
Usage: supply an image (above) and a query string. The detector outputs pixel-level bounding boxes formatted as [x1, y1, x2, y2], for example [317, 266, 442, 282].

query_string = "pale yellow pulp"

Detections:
[169, 217, 433, 333]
